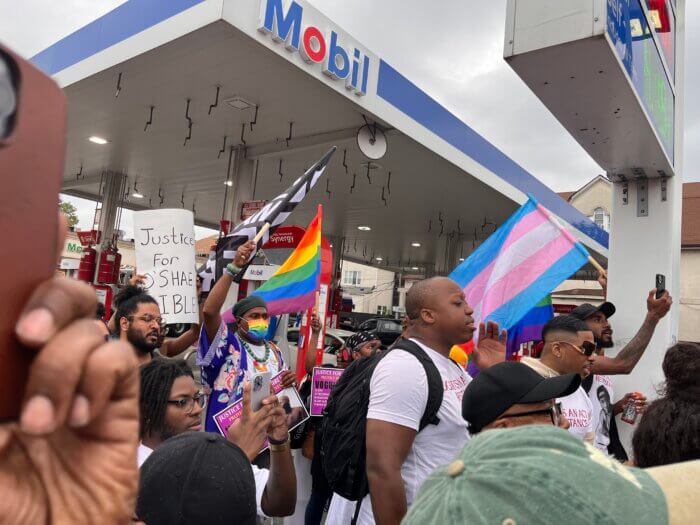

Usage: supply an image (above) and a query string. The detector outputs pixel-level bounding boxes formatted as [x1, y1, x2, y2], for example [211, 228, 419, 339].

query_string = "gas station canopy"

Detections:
[34, 0, 608, 274]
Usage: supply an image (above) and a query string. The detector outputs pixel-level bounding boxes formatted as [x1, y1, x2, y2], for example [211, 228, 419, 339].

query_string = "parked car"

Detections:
[357, 317, 403, 348]
[286, 327, 355, 368]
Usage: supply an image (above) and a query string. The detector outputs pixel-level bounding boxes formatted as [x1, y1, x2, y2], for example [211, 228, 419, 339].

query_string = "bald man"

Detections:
[326, 277, 506, 525]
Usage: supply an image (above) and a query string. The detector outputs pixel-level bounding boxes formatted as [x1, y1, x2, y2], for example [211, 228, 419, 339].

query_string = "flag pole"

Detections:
[535, 201, 606, 275]
[253, 222, 271, 244]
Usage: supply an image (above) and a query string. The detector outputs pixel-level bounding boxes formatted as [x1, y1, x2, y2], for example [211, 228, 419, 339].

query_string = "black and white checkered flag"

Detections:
[207, 146, 336, 285]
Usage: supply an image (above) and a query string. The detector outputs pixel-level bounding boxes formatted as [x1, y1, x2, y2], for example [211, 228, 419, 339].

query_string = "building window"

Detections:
[343, 270, 361, 286]
[592, 207, 610, 231]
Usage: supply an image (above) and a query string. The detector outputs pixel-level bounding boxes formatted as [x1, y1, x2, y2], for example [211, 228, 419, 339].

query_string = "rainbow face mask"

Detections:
[243, 318, 269, 342]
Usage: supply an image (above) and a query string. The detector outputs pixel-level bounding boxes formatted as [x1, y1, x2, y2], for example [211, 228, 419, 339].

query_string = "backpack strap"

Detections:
[390, 340, 444, 431]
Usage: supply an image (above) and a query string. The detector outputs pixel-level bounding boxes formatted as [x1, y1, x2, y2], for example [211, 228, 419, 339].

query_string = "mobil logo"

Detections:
[258, 0, 371, 96]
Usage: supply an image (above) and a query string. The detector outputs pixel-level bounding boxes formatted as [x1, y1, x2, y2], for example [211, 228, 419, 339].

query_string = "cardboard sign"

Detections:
[133, 209, 198, 324]
[213, 371, 310, 447]
[310, 367, 343, 416]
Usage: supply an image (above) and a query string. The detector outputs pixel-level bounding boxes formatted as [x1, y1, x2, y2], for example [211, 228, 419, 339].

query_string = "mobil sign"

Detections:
[258, 0, 371, 96]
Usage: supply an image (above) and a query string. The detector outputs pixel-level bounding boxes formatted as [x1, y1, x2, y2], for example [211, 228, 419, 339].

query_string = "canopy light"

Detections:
[88, 136, 108, 144]
[358, 226, 371, 231]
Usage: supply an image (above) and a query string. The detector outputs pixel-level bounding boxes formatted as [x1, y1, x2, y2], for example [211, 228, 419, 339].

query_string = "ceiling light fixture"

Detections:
[88, 136, 109, 144]
[376, 257, 383, 261]
[412, 267, 419, 271]
[358, 225, 371, 231]
[132, 192, 144, 199]
[459, 258, 465, 262]
[224, 180, 233, 186]
[411, 242, 421, 247]
[223, 96, 255, 110]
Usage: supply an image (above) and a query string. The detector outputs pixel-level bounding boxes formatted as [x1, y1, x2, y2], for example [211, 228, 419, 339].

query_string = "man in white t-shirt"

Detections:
[521, 315, 597, 443]
[326, 277, 507, 525]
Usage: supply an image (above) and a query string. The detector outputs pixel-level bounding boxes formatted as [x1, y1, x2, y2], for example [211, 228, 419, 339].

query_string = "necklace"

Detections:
[240, 337, 271, 365]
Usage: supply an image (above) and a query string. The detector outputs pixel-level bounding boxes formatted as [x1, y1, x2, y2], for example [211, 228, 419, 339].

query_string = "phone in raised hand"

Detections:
[249, 371, 272, 412]
[0, 44, 66, 421]
[655, 274, 666, 300]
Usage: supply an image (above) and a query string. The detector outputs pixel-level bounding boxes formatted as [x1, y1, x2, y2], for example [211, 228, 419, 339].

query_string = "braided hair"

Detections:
[139, 358, 193, 439]
[114, 284, 158, 332]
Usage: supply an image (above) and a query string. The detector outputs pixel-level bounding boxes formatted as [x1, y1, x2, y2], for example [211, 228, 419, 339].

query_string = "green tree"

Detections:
[59, 200, 80, 228]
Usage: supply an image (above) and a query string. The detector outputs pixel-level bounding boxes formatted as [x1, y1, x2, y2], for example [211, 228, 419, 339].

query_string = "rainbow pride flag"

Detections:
[253, 206, 322, 315]
[506, 295, 553, 358]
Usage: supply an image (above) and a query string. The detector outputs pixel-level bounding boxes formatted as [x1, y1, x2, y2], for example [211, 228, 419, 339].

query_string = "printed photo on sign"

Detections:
[310, 367, 344, 416]
[133, 209, 198, 324]
[213, 371, 310, 448]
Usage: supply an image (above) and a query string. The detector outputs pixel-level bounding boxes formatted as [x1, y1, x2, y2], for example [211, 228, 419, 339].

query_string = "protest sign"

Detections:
[133, 209, 198, 324]
[213, 371, 310, 446]
[310, 367, 343, 416]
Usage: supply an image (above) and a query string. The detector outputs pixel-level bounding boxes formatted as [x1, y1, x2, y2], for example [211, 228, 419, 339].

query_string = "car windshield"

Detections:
[380, 320, 402, 332]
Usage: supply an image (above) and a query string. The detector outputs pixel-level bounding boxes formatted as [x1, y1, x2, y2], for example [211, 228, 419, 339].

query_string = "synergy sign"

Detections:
[258, 0, 371, 96]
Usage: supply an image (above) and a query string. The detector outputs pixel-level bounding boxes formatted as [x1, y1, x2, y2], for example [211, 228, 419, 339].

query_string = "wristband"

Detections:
[268, 434, 289, 446]
[269, 441, 290, 452]
[225, 263, 241, 277]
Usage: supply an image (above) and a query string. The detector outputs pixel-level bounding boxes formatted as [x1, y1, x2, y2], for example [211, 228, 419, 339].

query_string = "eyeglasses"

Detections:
[555, 340, 597, 356]
[499, 402, 562, 426]
[129, 314, 166, 327]
[167, 392, 206, 414]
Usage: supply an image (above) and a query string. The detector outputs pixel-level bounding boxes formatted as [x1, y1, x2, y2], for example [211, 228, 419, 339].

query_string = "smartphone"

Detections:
[0, 44, 66, 421]
[250, 371, 272, 412]
[655, 274, 666, 299]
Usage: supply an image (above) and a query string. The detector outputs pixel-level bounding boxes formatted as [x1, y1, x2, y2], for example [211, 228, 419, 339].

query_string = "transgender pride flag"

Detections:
[450, 195, 589, 342]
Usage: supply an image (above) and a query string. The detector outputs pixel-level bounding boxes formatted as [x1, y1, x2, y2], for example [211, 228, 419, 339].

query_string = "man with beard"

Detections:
[571, 294, 665, 457]
[114, 287, 163, 363]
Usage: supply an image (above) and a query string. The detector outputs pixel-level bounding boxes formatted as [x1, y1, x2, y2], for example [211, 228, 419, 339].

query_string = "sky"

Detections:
[1, 0, 697, 238]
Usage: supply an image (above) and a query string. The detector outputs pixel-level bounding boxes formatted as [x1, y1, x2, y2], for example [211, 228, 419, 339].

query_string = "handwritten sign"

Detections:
[133, 209, 198, 324]
[310, 367, 343, 416]
[213, 371, 309, 447]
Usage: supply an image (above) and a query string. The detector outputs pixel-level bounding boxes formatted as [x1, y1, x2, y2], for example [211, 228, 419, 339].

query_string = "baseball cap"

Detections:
[571, 301, 616, 320]
[462, 361, 581, 432]
[136, 432, 257, 525]
[403, 425, 699, 525]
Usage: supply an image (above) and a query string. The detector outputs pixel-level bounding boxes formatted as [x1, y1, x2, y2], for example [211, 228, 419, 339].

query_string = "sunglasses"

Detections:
[499, 402, 562, 426]
[555, 340, 597, 356]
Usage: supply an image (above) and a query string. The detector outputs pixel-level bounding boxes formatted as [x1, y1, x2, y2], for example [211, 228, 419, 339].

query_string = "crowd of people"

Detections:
[1, 220, 699, 525]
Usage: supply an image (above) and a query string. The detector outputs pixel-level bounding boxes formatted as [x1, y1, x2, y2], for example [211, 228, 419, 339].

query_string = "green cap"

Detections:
[403, 426, 698, 525]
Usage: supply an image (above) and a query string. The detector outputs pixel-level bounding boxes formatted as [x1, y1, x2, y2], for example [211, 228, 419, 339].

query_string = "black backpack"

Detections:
[320, 339, 446, 506]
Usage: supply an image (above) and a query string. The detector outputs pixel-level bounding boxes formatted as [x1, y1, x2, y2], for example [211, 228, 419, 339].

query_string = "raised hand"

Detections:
[647, 290, 672, 321]
[226, 381, 275, 461]
[234, 240, 257, 268]
[1, 276, 140, 524]
[472, 321, 507, 371]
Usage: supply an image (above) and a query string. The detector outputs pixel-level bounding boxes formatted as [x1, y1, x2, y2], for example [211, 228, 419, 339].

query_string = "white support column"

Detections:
[607, 0, 685, 449]
[97, 172, 126, 248]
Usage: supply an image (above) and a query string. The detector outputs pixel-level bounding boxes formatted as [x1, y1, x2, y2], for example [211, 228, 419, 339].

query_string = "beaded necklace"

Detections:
[240, 337, 271, 365]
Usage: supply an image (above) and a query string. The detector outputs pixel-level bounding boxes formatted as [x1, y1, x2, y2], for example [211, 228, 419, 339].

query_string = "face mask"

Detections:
[244, 318, 269, 341]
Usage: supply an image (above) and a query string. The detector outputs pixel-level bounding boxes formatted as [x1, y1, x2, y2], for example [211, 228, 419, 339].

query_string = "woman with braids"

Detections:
[138, 358, 205, 465]
[138, 358, 298, 518]
[632, 342, 700, 467]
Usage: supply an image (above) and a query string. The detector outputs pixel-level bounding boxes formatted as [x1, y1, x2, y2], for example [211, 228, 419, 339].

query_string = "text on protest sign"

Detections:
[133, 209, 198, 324]
[310, 367, 344, 416]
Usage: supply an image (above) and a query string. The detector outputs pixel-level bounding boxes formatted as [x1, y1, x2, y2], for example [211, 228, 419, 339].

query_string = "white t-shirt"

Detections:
[589, 375, 615, 451]
[325, 339, 471, 525]
[558, 386, 594, 443]
[137, 442, 153, 467]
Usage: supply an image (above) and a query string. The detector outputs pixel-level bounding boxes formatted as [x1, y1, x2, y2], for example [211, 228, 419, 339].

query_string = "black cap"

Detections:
[232, 294, 267, 319]
[462, 362, 581, 432]
[345, 331, 379, 352]
[570, 302, 616, 321]
[137, 432, 256, 525]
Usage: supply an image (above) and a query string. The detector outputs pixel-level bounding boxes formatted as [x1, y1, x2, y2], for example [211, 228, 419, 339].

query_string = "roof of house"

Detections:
[683, 182, 700, 248]
[558, 179, 700, 248]
[195, 235, 218, 257]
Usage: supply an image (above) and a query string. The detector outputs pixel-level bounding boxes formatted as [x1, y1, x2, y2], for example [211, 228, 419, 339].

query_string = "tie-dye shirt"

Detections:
[198, 321, 284, 433]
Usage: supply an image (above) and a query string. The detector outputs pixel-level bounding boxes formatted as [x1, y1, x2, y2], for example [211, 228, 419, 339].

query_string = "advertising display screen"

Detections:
[607, 0, 675, 163]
